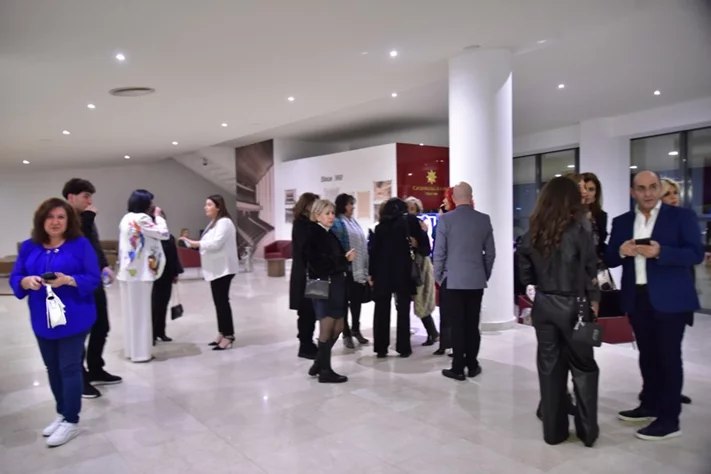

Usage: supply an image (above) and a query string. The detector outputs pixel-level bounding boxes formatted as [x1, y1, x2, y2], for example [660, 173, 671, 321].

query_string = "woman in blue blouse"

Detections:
[10, 198, 100, 448]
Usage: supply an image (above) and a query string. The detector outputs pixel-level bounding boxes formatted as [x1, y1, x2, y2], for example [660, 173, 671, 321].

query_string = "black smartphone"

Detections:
[41, 272, 57, 281]
[635, 238, 651, 246]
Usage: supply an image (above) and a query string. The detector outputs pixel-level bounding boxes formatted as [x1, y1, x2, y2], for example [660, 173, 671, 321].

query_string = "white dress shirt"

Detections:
[199, 217, 239, 282]
[632, 200, 662, 285]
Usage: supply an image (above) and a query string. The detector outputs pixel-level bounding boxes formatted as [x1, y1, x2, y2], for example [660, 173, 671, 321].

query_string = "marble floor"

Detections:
[1, 264, 710, 474]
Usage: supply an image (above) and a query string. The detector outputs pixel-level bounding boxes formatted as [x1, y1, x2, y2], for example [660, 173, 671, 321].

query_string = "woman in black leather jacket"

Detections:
[304, 199, 355, 383]
[517, 176, 600, 447]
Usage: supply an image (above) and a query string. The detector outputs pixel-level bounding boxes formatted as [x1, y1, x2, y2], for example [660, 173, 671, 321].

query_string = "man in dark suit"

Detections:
[606, 170, 703, 441]
[433, 182, 495, 381]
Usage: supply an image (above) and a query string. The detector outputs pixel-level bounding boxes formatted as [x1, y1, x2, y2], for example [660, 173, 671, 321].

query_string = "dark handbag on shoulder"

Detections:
[572, 247, 604, 347]
[305, 278, 330, 300]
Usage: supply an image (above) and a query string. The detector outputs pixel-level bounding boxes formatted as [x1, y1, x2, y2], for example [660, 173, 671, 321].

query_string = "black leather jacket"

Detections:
[517, 221, 600, 303]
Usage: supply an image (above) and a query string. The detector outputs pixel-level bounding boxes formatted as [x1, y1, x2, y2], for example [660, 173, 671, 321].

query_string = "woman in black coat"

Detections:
[304, 199, 355, 383]
[369, 198, 430, 358]
[289, 192, 320, 360]
[152, 212, 184, 343]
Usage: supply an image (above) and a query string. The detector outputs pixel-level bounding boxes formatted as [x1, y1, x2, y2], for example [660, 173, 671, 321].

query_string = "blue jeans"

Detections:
[36, 332, 87, 424]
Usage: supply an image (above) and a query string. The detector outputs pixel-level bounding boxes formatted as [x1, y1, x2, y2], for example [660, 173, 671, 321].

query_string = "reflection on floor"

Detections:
[1, 264, 710, 474]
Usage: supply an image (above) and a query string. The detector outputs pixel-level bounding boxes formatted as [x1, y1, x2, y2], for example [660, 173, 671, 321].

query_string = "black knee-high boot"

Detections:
[421, 315, 439, 346]
[308, 338, 338, 377]
[317, 340, 347, 384]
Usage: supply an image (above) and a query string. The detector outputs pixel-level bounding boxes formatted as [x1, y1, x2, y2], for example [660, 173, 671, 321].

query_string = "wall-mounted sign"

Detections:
[321, 175, 344, 182]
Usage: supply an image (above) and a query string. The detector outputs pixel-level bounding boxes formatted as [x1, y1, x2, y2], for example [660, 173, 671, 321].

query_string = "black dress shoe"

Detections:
[681, 394, 692, 404]
[398, 352, 412, 358]
[467, 366, 482, 378]
[433, 348, 445, 356]
[155, 335, 173, 342]
[343, 336, 355, 349]
[319, 369, 348, 384]
[353, 332, 370, 345]
[376, 353, 388, 359]
[298, 344, 318, 360]
[442, 369, 466, 381]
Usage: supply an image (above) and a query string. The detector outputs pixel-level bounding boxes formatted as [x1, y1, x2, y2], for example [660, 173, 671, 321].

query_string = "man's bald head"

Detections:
[452, 182, 473, 206]
[631, 170, 662, 213]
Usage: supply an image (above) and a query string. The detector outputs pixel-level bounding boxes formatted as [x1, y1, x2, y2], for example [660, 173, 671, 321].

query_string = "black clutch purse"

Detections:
[305, 278, 330, 300]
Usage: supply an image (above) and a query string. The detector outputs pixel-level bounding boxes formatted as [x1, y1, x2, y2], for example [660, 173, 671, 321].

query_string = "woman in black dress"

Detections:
[289, 192, 320, 360]
[304, 199, 355, 383]
[369, 198, 430, 358]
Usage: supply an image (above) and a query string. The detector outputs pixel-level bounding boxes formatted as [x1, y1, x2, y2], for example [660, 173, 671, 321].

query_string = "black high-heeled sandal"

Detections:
[213, 336, 235, 351]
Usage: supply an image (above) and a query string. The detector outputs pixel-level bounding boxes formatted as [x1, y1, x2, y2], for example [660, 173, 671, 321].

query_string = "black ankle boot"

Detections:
[317, 341, 347, 384]
[421, 316, 439, 346]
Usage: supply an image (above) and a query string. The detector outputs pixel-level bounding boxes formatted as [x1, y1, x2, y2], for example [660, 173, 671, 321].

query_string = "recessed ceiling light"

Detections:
[630, 165, 638, 169]
[537, 40, 547, 44]
[654, 90, 661, 96]
[115, 53, 126, 61]
[22, 160, 30, 164]
[391, 92, 398, 98]
[62, 130, 70, 135]
[555, 173, 562, 177]
[558, 84, 565, 89]
[408, 173, 413, 176]
[419, 143, 424, 146]
[172, 141, 178, 145]
[390, 50, 398, 57]
[567, 164, 575, 168]
[87, 104, 96, 109]
[361, 51, 369, 55]
[124, 155, 131, 160]
[287, 96, 295, 102]
[668, 151, 679, 156]
[221, 123, 228, 127]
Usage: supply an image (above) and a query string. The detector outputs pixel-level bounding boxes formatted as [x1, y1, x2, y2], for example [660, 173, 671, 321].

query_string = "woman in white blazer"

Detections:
[181, 194, 239, 350]
[117, 190, 170, 362]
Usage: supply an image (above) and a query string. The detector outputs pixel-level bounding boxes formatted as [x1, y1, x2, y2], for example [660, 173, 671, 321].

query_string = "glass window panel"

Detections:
[630, 133, 682, 182]
[688, 128, 711, 310]
[541, 149, 577, 185]
[513, 155, 536, 239]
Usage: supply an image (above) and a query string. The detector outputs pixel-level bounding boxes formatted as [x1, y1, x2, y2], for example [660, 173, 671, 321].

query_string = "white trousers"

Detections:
[120, 281, 153, 363]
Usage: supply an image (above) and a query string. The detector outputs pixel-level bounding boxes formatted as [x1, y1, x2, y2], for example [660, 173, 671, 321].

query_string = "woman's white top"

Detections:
[117, 213, 170, 282]
[200, 217, 239, 282]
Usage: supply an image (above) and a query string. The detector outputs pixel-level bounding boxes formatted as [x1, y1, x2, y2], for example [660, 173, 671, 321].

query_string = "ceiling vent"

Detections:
[109, 87, 156, 97]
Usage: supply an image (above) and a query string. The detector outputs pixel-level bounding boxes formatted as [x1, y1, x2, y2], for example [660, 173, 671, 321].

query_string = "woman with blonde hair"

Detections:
[661, 178, 680, 207]
[304, 199, 355, 383]
[404, 196, 439, 345]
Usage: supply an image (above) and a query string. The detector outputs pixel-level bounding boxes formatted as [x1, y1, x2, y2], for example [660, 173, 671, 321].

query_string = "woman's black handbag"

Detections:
[572, 248, 604, 347]
[305, 278, 330, 300]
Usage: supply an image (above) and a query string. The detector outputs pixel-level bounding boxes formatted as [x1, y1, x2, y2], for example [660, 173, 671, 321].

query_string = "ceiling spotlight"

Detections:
[115, 53, 126, 61]
[172, 141, 178, 145]
[537, 40, 547, 44]
[408, 173, 413, 176]
[87, 104, 96, 109]
[555, 173, 562, 177]
[361, 51, 369, 55]
[391, 92, 398, 98]
[419, 143, 424, 146]
[62, 130, 71, 135]
[558, 84, 565, 89]
[22, 160, 30, 164]
[287, 96, 295, 102]
[654, 90, 661, 96]
[390, 50, 398, 57]
[630, 165, 638, 169]
[668, 151, 679, 156]
[567, 164, 575, 168]
[221, 123, 228, 127]
[124, 155, 131, 160]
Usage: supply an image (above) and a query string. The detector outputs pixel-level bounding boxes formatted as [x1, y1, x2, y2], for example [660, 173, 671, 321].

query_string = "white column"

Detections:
[579, 117, 630, 284]
[449, 48, 516, 330]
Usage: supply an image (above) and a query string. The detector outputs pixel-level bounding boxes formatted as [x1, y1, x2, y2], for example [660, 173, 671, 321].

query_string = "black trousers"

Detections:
[438, 284, 451, 351]
[296, 298, 316, 345]
[211, 274, 235, 337]
[151, 271, 173, 339]
[373, 292, 411, 355]
[343, 272, 365, 337]
[442, 283, 483, 373]
[630, 286, 687, 427]
[533, 293, 599, 445]
[84, 286, 109, 374]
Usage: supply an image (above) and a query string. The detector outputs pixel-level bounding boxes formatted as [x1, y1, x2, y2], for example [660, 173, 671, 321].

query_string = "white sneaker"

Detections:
[42, 415, 64, 437]
[46, 421, 79, 447]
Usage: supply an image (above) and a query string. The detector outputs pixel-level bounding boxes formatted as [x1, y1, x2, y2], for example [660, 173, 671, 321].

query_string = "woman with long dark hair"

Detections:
[517, 177, 600, 447]
[580, 172, 608, 266]
[332, 193, 370, 349]
[369, 197, 430, 358]
[289, 192, 320, 359]
[181, 195, 239, 350]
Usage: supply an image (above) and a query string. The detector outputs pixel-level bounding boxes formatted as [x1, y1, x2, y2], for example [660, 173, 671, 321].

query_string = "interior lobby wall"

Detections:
[273, 144, 397, 241]
[0, 159, 227, 258]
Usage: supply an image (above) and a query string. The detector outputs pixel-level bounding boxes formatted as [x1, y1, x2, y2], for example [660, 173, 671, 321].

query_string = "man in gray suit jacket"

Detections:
[433, 182, 496, 381]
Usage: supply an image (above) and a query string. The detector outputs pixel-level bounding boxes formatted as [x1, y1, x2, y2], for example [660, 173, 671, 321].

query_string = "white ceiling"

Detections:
[1, 0, 710, 169]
